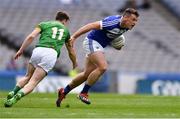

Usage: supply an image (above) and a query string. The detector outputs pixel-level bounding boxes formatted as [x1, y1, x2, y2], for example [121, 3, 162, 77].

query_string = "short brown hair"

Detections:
[123, 8, 139, 17]
[55, 11, 70, 21]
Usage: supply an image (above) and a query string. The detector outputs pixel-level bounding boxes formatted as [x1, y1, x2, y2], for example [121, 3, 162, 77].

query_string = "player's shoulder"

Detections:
[38, 21, 51, 27]
[47, 20, 60, 25]
[103, 15, 122, 21]
[39, 20, 61, 26]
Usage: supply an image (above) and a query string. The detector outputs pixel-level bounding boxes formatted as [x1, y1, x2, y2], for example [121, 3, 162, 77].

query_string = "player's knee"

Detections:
[83, 72, 90, 79]
[98, 65, 107, 73]
[18, 75, 31, 85]
[25, 73, 32, 80]
[29, 80, 38, 88]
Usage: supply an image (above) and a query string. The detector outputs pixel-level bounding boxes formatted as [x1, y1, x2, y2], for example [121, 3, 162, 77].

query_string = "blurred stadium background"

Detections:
[0, 0, 180, 96]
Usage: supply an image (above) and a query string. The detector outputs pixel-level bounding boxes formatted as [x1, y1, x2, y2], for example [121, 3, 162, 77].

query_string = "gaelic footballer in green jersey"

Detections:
[4, 11, 77, 108]
[36, 20, 70, 57]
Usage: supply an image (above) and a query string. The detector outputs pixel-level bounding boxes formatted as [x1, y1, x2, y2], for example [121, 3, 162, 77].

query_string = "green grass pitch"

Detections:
[0, 91, 180, 118]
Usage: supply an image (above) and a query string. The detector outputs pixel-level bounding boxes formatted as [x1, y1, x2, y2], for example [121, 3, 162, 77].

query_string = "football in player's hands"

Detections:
[110, 35, 125, 50]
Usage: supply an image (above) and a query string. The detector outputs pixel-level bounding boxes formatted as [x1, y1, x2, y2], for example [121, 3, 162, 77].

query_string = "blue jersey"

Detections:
[87, 15, 128, 48]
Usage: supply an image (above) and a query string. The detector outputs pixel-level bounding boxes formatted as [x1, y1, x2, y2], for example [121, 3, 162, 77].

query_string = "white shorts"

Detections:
[29, 47, 58, 73]
[83, 37, 104, 55]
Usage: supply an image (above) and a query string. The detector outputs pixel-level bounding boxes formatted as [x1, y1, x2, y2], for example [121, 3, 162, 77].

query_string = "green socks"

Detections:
[4, 90, 25, 107]
[13, 86, 21, 94]
[7, 86, 21, 99]
[16, 90, 25, 99]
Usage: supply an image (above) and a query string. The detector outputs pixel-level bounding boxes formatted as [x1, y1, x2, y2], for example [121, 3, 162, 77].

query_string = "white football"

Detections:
[110, 35, 125, 49]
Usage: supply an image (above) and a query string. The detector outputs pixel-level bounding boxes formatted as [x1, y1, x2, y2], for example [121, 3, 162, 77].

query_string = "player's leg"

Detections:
[4, 47, 57, 107]
[76, 38, 107, 104]
[18, 47, 57, 95]
[7, 63, 35, 99]
[18, 66, 47, 95]
[6, 47, 40, 99]
[4, 67, 47, 107]
[85, 51, 107, 85]
[56, 57, 96, 107]
[65, 56, 96, 93]
[78, 51, 108, 104]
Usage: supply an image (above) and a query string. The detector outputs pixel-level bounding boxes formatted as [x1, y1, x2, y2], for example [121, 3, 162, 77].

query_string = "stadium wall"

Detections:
[0, 71, 109, 93]
[118, 72, 180, 96]
[1, 71, 180, 96]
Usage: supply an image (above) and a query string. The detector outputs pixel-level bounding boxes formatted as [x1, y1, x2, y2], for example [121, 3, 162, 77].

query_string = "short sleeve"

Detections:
[101, 16, 120, 30]
[65, 29, 71, 43]
[36, 22, 46, 30]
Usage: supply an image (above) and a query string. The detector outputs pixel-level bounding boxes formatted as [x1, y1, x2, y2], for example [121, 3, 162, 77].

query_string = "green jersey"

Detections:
[36, 21, 70, 57]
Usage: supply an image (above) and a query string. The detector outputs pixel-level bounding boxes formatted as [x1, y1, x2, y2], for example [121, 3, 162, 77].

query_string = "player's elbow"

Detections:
[24, 35, 35, 43]
[29, 34, 36, 39]
[27, 35, 36, 41]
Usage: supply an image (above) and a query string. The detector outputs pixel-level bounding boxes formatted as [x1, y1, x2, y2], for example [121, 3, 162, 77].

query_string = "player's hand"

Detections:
[73, 62, 78, 69]
[14, 50, 23, 60]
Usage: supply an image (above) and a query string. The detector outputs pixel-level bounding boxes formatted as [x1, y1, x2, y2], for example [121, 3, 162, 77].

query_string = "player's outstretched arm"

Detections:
[65, 40, 78, 69]
[14, 27, 41, 60]
[70, 21, 101, 47]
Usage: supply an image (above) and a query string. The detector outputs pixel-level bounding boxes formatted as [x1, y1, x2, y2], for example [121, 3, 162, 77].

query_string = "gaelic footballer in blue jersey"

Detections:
[56, 8, 139, 107]
[87, 15, 128, 48]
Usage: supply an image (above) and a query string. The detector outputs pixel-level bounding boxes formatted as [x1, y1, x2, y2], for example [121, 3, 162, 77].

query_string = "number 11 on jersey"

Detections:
[52, 27, 64, 40]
